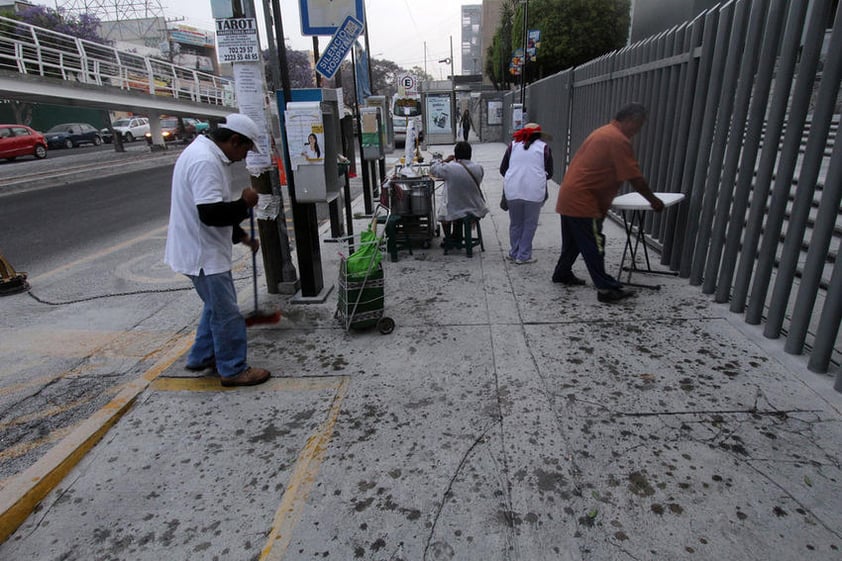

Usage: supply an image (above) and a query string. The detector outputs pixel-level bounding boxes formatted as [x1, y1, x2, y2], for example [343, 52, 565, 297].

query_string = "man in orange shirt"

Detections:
[552, 103, 664, 302]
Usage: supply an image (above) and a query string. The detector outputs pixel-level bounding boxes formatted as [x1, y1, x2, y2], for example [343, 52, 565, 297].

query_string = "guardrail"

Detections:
[0, 15, 235, 107]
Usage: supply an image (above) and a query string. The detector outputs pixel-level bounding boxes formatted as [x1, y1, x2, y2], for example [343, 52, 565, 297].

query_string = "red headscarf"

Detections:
[513, 123, 542, 143]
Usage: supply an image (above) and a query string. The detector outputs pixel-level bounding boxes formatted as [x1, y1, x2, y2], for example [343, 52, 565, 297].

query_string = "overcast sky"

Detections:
[158, 0, 465, 78]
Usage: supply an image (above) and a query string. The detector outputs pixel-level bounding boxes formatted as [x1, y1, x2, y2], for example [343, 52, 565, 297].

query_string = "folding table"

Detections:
[610, 192, 685, 289]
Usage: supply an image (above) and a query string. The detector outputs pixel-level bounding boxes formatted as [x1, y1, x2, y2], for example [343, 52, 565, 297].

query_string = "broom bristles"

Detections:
[244, 310, 282, 327]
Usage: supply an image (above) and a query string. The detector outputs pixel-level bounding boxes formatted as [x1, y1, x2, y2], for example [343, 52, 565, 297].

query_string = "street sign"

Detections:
[300, 0, 365, 36]
[398, 74, 417, 96]
[215, 18, 259, 63]
[314, 15, 364, 80]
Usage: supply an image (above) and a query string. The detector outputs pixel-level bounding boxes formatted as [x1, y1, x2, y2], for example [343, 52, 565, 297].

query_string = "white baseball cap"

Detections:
[219, 113, 263, 154]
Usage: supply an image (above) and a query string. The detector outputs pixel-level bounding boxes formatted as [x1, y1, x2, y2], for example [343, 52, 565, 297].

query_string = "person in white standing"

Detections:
[164, 113, 271, 387]
[499, 123, 554, 264]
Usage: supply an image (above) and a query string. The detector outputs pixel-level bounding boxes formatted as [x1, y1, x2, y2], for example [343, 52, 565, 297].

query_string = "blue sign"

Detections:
[315, 15, 364, 80]
[300, 0, 365, 36]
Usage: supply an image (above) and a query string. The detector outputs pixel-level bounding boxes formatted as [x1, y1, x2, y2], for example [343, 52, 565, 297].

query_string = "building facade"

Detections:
[461, 4, 483, 76]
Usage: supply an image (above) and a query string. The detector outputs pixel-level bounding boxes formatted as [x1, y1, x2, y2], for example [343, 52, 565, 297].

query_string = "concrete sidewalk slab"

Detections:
[0, 141, 840, 560]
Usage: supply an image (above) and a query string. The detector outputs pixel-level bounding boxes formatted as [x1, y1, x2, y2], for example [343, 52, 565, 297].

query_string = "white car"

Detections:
[103, 117, 149, 143]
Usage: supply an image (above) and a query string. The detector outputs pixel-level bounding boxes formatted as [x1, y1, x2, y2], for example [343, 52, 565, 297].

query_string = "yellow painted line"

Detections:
[28, 225, 168, 284]
[0, 332, 193, 544]
[260, 376, 350, 561]
[151, 376, 344, 393]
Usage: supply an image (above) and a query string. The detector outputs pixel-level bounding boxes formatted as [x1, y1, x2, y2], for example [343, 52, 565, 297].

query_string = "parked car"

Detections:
[144, 117, 197, 145]
[0, 124, 48, 161]
[44, 123, 103, 149]
[101, 117, 149, 143]
[183, 117, 209, 136]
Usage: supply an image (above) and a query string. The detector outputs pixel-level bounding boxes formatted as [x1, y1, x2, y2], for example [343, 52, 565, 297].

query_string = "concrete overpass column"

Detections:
[148, 115, 166, 151]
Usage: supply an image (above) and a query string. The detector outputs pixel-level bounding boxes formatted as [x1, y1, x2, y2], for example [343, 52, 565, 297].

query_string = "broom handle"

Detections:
[250, 208, 258, 311]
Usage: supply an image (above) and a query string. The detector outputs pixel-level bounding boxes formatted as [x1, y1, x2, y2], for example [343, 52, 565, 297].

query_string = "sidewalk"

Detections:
[0, 142, 840, 560]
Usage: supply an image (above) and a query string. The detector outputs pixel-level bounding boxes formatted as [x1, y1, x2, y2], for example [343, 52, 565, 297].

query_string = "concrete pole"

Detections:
[228, 0, 298, 292]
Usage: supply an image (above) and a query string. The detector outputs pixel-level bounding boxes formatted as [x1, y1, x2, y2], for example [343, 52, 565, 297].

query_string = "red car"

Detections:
[0, 124, 48, 161]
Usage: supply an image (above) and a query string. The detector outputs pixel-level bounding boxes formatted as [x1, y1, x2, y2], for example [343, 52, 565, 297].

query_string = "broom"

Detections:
[244, 208, 281, 327]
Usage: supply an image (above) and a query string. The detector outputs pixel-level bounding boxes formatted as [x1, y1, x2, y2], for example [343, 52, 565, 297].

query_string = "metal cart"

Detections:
[382, 176, 438, 259]
[335, 206, 395, 334]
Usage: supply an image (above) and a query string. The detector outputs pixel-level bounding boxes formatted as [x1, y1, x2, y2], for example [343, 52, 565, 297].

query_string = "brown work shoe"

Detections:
[220, 367, 271, 387]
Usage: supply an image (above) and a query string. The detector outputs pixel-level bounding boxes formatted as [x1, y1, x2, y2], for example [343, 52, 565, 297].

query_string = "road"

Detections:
[0, 166, 173, 275]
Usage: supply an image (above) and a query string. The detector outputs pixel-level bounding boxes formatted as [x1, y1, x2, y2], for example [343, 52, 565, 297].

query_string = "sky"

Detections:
[157, 0, 466, 78]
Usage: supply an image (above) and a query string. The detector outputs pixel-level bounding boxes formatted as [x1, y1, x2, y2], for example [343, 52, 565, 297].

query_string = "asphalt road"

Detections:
[0, 165, 174, 275]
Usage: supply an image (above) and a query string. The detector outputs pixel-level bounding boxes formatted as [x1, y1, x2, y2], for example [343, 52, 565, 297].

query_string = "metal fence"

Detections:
[515, 0, 842, 381]
[0, 15, 235, 107]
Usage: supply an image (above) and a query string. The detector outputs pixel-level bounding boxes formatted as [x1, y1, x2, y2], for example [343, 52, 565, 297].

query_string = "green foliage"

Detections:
[485, 0, 517, 90]
[491, 0, 630, 86]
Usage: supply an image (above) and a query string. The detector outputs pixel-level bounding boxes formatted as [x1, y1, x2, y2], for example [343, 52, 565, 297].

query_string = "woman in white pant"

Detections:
[499, 123, 554, 264]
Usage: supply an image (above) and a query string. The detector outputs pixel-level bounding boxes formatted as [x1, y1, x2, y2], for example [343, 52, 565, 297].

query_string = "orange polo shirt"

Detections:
[556, 121, 643, 218]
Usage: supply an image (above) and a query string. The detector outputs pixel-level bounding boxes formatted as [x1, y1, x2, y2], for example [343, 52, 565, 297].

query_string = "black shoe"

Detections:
[597, 287, 636, 303]
[552, 274, 587, 286]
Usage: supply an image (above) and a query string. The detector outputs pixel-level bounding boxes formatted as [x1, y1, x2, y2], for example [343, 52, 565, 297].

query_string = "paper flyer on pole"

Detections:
[285, 102, 325, 170]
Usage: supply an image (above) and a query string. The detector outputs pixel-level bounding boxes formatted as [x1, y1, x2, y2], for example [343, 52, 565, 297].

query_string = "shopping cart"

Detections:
[335, 204, 395, 334]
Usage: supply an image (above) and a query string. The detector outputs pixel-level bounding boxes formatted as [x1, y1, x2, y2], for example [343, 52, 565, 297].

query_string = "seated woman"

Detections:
[430, 141, 488, 248]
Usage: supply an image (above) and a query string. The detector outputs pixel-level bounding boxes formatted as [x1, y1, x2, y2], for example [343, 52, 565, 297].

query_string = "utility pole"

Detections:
[520, 0, 528, 106]
[216, 0, 298, 293]
[270, 0, 327, 298]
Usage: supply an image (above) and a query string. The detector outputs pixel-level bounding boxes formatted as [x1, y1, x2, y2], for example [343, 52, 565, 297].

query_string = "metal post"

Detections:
[520, 0, 528, 105]
[351, 46, 373, 214]
[687, 0, 747, 286]
[678, 2, 732, 279]
[271, 0, 324, 297]
[668, 9, 717, 272]
[766, 0, 841, 339]
[720, 0, 809, 308]
[313, 36, 321, 87]
[786, 116, 842, 355]
[261, 0, 280, 91]
[745, 0, 830, 325]
[714, 0, 789, 311]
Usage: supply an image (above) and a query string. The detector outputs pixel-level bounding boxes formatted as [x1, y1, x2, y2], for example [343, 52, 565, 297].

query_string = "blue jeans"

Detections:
[553, 215, 622, 290]
[507, 198, 543, 261]
[186, 270, 248, 377]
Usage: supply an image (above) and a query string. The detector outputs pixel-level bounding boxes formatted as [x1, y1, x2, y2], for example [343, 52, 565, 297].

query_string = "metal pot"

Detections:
[410, 185, 431, 216]
[389, 184, 411, 215]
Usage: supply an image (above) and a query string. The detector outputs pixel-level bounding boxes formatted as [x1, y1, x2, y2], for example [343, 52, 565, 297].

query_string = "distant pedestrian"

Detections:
[499, 122, 553, 264]
[164, 113, 271, 387]
[552, 103, 664, 303]
[461, 108, 473, 142]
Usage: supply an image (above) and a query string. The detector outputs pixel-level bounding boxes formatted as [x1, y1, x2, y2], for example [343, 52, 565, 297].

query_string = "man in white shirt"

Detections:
[164, 113, 271, 387]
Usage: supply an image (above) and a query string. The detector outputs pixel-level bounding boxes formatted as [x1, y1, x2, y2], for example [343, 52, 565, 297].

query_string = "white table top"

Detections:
[611, 192, 685, 210]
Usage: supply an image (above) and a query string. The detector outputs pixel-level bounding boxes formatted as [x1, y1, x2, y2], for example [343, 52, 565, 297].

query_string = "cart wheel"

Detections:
[377, 317, 395, 334]
[422, 240, 431, 249]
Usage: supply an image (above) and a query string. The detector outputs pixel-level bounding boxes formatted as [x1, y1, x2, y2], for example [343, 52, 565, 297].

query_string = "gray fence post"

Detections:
[745, 0, 832, 326]
[679, 2, 734, 279]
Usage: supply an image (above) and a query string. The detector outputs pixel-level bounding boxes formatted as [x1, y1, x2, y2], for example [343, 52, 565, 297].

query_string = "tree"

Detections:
[13, 5, 104, 43]
[408, 66, 434, 83]
[488, 0, 630, 88]
[286, 48, 316, 89]
[485, 0, 517, 90]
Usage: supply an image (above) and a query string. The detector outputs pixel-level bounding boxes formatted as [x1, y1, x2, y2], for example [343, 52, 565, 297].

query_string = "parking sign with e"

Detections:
[399, 74, 417, 96]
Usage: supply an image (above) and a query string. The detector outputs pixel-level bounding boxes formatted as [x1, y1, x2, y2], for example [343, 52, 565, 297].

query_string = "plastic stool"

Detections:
[443, 215, 484, 258]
